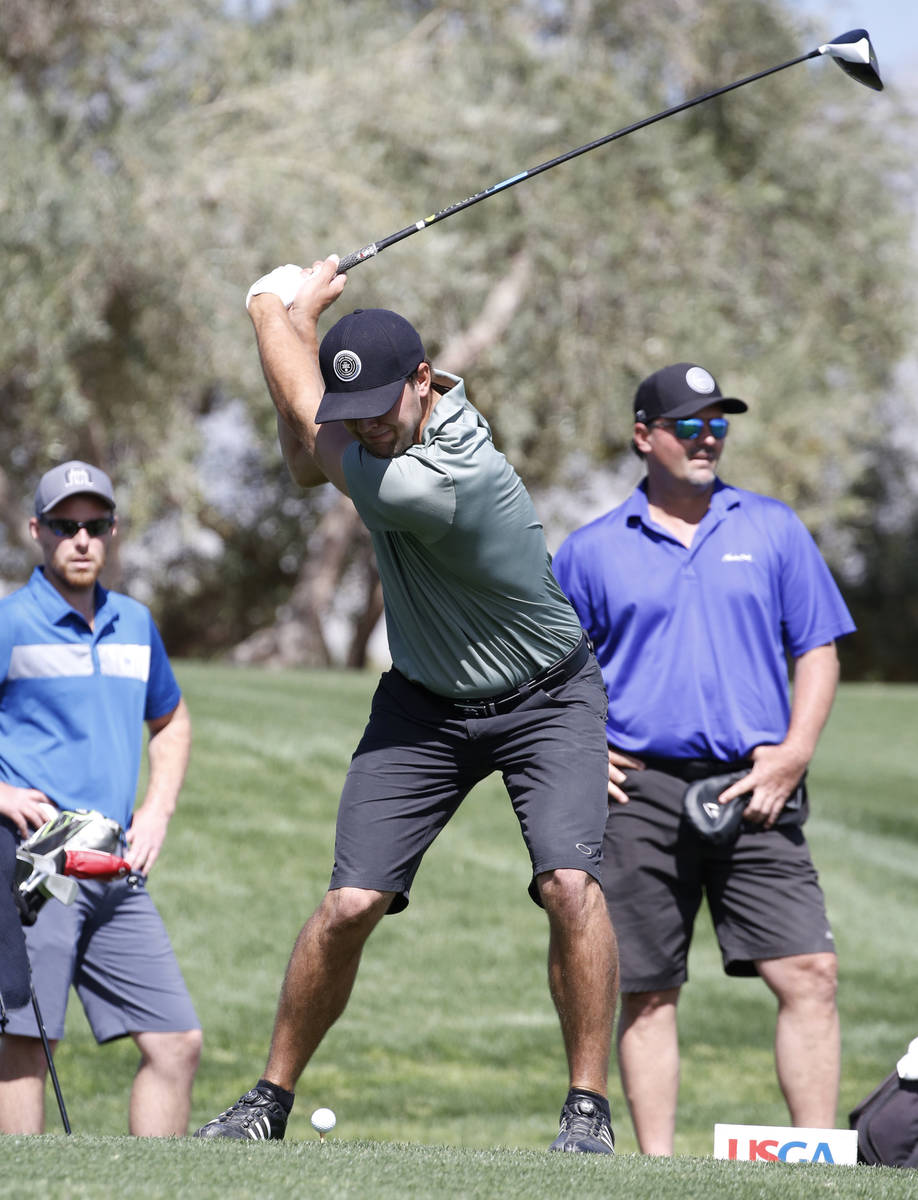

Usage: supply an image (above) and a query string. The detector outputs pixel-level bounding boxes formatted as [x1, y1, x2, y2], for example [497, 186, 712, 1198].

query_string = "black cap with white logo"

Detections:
[633, 363, 748, 423]
[316, 309, 426, 423]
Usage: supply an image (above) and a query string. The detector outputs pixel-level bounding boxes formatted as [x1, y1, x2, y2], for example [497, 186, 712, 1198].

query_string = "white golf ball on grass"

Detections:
[311, 1107, 337, 1139]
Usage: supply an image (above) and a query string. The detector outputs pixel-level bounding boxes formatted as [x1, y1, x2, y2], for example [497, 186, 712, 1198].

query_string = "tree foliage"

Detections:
[1, 0, 915, 672]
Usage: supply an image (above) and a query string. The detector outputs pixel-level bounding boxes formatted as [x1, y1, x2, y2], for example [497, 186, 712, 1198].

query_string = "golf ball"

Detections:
[311, 1107, 336, 1134]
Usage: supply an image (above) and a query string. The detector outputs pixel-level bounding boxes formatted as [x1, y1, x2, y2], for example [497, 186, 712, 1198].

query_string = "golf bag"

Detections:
[850, 1039, 918, 1168]
[2, 807, 127, 1014]
[2, 808, 130, 1134]
[0, 817, 31, 1012]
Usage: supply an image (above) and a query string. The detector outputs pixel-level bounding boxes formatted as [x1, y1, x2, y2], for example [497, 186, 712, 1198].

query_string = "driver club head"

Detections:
[818, 28, 883, 91]
[14, 848, 80, 918]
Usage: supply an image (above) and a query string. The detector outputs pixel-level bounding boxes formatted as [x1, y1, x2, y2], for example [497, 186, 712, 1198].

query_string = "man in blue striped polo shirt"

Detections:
[0, 461, 201, 1135]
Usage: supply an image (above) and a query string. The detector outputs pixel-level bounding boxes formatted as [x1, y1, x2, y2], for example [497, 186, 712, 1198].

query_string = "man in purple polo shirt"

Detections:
[553, 363, 855, 1155]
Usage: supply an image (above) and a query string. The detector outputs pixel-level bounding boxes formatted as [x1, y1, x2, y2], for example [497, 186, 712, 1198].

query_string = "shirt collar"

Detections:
[420, 373, 492, 443]
[29, 565, 112, 631]
[625, 478, 740, 530]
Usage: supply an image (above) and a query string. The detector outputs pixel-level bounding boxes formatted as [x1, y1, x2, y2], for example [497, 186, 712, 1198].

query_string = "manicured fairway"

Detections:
[2, 669, 916, 1197]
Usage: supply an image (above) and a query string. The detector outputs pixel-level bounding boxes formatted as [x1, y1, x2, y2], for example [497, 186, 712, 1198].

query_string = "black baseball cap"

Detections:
[633, 363, 748, 423]
[34, 460, 116, 516]
[315, 309, 426, 423]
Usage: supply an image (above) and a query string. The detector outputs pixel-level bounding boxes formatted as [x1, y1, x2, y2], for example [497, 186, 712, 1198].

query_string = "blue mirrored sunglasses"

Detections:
[39, 515, 115, 538]
[651, 417, 729, 440]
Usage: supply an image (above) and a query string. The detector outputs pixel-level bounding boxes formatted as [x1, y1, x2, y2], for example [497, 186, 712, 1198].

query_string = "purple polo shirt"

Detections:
[552, 480, 855, 760]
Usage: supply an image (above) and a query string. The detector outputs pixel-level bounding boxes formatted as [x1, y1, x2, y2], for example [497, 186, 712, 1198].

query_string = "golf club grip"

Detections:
[336, 218, 428, 274]
[337, 247, 377, 274]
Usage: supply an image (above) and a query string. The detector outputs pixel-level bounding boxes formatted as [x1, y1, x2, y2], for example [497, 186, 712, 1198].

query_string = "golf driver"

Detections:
[335, 29, 882, 274]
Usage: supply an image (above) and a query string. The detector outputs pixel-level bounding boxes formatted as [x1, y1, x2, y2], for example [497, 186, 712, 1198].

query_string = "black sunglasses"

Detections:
[39, 515, 115, 539]
[651, 417, 729, 440]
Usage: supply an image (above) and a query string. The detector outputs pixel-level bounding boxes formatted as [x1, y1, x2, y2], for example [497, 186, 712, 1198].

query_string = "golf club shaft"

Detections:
[31, 982, 71, 1134]
[336, 49, 818, 274]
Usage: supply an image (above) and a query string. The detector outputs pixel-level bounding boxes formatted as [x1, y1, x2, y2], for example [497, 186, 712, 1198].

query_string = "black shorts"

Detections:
[329, 655, 610, 912]
[603, 766, 835, 992]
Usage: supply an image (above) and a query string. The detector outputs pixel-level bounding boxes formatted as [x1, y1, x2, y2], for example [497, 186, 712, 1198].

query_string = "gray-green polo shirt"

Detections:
[342, 373, 582, 698]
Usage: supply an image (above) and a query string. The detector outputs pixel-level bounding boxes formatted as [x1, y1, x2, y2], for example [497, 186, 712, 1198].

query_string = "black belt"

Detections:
[635, 754, 753, 782]
[410, 633, 592, 719]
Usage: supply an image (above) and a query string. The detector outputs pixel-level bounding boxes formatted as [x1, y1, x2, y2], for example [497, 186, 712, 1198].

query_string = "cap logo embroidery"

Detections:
[333, 350, 361, 382]
[64, 467, 92, 488]
[685, 366, 715, 394]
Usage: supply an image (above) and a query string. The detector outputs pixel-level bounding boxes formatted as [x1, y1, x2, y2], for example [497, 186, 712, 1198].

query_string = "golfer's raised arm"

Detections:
[276, 414, 327, 489]
[247, 256, 352, 494]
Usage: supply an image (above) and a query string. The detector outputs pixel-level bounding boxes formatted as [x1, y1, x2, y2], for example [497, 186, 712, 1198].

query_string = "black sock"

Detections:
[567, 1087, 610, 1118]
[257, 1078, 295, 1114]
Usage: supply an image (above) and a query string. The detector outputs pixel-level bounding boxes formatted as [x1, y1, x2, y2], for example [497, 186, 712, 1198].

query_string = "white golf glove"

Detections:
[897, 1037, 918, 1080]
[245, 263, 304, 311]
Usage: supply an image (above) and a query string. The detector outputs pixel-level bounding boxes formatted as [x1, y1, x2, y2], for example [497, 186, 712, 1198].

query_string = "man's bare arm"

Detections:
[248, 257, 353, 494]
[277, 414, 328, 488]
[720, 642, 840, 827]
[126, 697, 192, 875]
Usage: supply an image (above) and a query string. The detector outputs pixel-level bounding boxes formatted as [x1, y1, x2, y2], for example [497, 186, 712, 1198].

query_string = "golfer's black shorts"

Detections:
[329, 654, 610, 913]
[604, 766, 836, 992]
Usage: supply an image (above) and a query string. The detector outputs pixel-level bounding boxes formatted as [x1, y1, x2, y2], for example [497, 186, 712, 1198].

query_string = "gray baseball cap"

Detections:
[34, 461, 116, 516]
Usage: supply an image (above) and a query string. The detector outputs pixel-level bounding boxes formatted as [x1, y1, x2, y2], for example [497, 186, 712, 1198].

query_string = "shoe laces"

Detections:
[562, 1097, 608, 1141]
[220, 1088, 277, 1125]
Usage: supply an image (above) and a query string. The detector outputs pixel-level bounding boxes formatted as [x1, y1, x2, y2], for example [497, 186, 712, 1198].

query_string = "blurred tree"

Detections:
[0, 0, 914, 672]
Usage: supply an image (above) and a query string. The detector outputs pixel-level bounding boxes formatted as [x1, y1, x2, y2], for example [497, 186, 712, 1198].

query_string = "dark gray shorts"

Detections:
[2, 876, 200, 1042]
[603, 767, 835, 993]
[330, 656, 610, 912]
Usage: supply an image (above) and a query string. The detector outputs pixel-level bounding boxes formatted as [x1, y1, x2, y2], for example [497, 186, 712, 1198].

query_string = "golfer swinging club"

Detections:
[195, 256, 618, 1152]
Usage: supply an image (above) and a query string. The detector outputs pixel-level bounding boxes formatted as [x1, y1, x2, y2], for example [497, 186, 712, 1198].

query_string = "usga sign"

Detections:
[714, 1124, 859, 1165]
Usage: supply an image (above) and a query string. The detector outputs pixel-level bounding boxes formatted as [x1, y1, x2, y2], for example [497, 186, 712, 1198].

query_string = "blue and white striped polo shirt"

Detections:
[0, 567, 181, 828]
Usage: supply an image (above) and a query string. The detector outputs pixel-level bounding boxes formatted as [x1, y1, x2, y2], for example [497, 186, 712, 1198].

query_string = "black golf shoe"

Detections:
[193, 1086, 288, 1140]
[549, 1093, 615, 1154]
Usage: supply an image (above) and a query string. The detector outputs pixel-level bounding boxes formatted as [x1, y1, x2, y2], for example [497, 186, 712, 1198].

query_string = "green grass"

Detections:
[0, 1136, 915, 1200]
[3, 669, 918, 1197]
